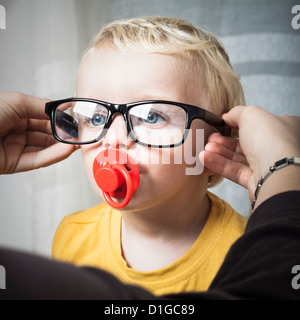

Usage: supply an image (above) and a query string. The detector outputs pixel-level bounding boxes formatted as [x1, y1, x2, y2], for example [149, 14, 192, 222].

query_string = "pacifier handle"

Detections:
[101, 164, 133, 209]
[93, 149, 140, 209]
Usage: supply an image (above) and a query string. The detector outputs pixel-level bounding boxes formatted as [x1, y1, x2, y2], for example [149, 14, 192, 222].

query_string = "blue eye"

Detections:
[144, 112, 164, 124]
[90, 114, 106, 127]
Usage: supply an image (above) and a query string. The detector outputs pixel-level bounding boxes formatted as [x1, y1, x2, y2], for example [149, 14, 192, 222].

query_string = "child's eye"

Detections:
[90, 114, 106, 127]
[143, 112, 164, 125]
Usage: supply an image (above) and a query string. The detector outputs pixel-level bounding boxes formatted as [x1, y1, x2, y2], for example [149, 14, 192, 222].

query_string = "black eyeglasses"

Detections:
[45, 98, 230, 148]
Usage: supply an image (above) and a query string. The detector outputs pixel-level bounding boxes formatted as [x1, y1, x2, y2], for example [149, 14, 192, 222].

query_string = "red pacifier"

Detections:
[93, 148, 140, 209]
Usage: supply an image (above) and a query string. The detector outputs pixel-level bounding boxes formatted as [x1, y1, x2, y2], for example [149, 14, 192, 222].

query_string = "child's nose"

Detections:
[102, 114, 134, 149]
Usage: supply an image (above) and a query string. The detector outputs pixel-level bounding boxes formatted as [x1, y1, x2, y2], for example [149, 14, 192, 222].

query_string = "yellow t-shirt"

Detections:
[52, 192, 246, 296]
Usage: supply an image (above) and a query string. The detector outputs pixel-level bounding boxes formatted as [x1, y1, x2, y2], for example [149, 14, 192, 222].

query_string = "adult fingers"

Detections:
[207, 133, 245, 157]
[25, 131, 57, 149]
[16, 92, 50, 120]
[1, 92, 50, 120]
[221, 105, 248, 129]
[27, 118, 52, 134]
[205, 141, 248, 166]
[15, 143, 78, 173]
[199, 150, 251, 189]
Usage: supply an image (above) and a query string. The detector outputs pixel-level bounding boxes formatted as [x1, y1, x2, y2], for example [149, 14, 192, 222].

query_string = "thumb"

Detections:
[15, 143, 79, 173]
[221, 105, 246, 130]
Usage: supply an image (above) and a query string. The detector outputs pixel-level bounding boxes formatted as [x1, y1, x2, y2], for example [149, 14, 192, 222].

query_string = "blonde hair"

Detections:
[84, 16, 245, 187]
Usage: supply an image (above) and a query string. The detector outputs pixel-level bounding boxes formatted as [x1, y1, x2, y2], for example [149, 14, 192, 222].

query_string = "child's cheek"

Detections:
[80, 146, 102, 192]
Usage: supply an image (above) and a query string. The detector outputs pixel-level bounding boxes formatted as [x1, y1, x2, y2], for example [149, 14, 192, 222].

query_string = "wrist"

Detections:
[252, 157, 300, 212]
[254, 148, 300, 183]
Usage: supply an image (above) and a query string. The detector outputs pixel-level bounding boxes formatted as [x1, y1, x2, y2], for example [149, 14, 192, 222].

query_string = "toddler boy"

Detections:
[52, 16, 247, 296]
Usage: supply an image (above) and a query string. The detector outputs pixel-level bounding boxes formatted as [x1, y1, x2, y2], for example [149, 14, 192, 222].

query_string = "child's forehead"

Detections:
[78, 46, 184, 84]
[77, 45, 201, 105]
[81, 45, 184, 70]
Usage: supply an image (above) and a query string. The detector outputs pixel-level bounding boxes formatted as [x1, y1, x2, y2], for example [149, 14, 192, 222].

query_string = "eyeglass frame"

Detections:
[45, 98, 231, 148]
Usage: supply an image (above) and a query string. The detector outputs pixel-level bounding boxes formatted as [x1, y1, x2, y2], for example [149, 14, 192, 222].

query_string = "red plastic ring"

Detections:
[102, 164, 133, 209]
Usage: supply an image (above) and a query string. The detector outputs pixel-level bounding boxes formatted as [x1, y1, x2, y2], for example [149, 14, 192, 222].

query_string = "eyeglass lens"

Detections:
[54, 101, 187, 146]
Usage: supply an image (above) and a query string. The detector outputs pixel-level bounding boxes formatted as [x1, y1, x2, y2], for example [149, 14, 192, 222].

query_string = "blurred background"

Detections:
[0, 0, 299, 257]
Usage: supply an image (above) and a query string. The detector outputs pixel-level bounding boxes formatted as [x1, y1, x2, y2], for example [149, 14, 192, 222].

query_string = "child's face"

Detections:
[76, 45, 210, 210]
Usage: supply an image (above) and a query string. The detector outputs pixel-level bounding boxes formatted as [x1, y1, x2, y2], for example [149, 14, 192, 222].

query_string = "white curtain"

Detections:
[0, 0, 299, 257]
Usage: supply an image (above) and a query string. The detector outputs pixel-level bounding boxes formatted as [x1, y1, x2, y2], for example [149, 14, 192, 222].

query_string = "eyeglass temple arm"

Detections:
[45, 101, 52, 116]
[202, 110, 231, 137]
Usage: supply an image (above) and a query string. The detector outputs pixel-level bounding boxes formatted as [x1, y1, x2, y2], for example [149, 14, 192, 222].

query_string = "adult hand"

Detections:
[200, 105, 300, 202]
[0, 92, 78, 174]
